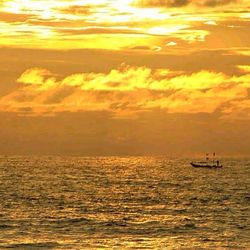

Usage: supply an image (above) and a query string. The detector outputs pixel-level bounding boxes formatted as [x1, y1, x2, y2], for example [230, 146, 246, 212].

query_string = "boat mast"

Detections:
[206, 153, 209, 161]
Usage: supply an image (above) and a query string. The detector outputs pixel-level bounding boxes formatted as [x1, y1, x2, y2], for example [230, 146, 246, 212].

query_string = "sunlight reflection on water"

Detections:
[0, 156, 249, 249]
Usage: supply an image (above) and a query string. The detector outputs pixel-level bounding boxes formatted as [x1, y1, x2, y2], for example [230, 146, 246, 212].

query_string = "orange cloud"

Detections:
[17, 68, 55, 85]
[238, 65, 250, 73]
[0, 64, 249, 118]
[1, 0, 249, 53]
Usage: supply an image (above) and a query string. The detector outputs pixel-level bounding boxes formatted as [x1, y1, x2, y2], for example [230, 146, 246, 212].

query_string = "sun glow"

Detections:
[0, 0, 222, 50]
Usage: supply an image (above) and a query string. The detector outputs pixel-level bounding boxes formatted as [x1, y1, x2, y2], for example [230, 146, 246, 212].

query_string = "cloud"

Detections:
[60, 27, 144, 36]
[134, 0, 242, 7]
[0, 64, 250, 118]
[238, 65, 250, 73]
[166, 41, 177, 46]
[134, 0, 190, 7]
[0, 11, 34, 22]
[221, 99, 250, 120]
[57, 5, 96, 15]
[200, 0, 239, 7]
[129, 45, 162, 51]
[17, 68, 58, 90]
[1, 0, 249, 52]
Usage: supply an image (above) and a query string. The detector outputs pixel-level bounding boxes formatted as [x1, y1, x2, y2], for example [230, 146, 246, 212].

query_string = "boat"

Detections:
[190, 161, 222, 168]
[191, 153, 223, 168]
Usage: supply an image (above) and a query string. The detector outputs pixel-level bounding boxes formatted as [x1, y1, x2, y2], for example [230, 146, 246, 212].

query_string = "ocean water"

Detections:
[0, 156, 249, 249]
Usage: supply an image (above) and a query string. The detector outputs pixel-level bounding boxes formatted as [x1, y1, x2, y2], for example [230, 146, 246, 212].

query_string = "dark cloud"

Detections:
[56, 4, 108, 15]
[129, 46, 156, 51]
[28, 19, 81, 28]
[60, 27, 144, 36]
[18, 107, 33, 113]
[201, 0, 239, 7]
[0, 11, 34, 22]
[57, 5, 94, 15]
[43, 87, 75, 104]
[134, 0, 241, 7]
[134, 0, 190, 7]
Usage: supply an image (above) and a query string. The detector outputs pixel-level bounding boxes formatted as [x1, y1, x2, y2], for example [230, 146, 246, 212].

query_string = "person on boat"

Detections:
[216, 160, 219, 166]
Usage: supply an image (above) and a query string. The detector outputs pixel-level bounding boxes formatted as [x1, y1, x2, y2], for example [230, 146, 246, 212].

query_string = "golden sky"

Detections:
[0, 0, 250, 155]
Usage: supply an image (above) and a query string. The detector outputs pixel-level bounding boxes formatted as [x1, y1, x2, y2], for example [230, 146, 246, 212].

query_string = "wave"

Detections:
[2, 242, 60, 249]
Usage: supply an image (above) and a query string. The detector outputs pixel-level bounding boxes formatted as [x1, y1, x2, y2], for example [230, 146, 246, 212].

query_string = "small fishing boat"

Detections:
[191, 153, 223, 168]
[190, 161, 222, 168]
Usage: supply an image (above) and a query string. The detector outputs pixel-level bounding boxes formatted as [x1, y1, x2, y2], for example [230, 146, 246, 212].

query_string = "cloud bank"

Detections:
[0, 65, 249, 119]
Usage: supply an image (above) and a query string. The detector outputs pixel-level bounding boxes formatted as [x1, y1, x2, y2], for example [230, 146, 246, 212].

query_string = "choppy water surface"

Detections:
[0, 156, 249, 249]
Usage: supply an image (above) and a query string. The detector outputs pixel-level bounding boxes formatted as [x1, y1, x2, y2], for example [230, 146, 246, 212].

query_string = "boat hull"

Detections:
[191, 162, 222, 168]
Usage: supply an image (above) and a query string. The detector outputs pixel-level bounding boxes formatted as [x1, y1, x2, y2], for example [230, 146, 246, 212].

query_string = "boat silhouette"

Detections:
[191, 153, 222, 168]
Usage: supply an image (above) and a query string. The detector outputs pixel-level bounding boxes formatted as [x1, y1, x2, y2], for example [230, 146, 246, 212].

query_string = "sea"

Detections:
[0, 156, 249, 249]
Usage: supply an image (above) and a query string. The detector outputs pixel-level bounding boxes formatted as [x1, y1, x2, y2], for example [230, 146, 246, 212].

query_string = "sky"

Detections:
[0, 0, 250, 156]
